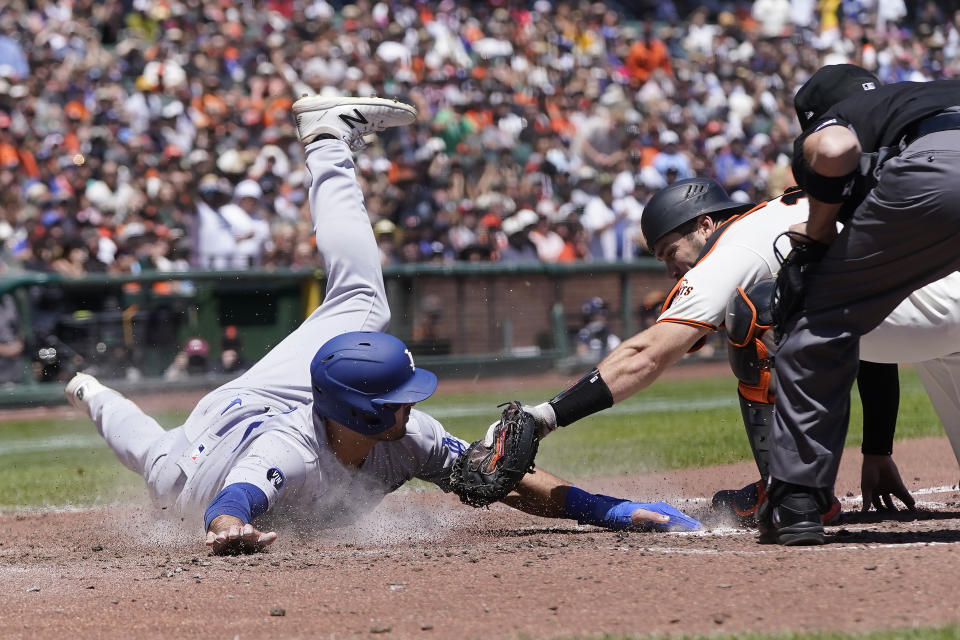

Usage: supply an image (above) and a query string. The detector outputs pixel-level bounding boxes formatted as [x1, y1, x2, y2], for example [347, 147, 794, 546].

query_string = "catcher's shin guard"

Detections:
[710, 394, 773, 524]
[725, 279, 776, 480]
[739, 392, 772, 481]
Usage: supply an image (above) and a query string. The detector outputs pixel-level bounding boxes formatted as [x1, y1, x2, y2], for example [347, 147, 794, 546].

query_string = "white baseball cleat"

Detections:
[65, 372, 110, 415]
[292, 95, 417, 149]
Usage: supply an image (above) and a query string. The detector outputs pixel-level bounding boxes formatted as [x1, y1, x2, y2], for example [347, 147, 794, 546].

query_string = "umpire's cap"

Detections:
[794, 64, 880, 130]
[640, 178, 752, 251]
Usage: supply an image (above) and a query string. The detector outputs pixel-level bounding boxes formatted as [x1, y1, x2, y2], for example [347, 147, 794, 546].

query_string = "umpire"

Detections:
[762, 64, 960, 545]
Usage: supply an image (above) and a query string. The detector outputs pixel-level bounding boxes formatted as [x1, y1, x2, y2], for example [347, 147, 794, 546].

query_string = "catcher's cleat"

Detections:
[713, 479, 842, 527]
[293, 95, 417, 149]
[821, 495, 842, 525]
[712, 480, 766, 524]
[64, 372, 110, 417]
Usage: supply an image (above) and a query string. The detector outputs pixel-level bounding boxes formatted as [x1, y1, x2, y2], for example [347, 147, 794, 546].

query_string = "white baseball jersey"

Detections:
[657, 189, 960, 463]
[657, 191, 803, 335]
[657, 190, 960, 366]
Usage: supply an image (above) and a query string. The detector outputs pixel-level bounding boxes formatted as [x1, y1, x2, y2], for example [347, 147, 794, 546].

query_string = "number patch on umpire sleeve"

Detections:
[266, 467, 285, 490]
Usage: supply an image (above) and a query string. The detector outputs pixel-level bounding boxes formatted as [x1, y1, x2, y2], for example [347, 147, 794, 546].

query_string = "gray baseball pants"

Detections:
[771, 128, 960, 488]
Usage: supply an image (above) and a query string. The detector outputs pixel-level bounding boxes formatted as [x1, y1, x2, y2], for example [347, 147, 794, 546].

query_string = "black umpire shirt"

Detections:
[796, 79, 960, 213]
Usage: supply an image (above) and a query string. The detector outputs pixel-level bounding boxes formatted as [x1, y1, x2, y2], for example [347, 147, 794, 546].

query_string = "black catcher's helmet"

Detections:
[641, 178, 752, 250]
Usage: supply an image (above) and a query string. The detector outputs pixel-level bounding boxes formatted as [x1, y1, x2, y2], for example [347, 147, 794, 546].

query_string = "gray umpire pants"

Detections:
[771, 128, 960, 488]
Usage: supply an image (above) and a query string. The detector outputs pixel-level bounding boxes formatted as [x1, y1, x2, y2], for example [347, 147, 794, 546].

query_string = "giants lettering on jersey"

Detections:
[675, 278, 694, 298]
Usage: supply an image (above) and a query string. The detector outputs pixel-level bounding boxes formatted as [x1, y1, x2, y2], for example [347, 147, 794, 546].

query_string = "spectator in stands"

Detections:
[217, 326, 247, 375]
[231, 179, 272, 268]
[164, 337, 211, 381]
[652, 131, 693, 183]
[0, 0, 951, 277]
[498, 211, 539, 264]
[713, 138, 754, 195]
[580, 176, 619, 262]
[625, 22, 674, 86]
[0, 293, 23, 385]
[575, 297, 621, 366]
[194, 175, 239, 270]
[528, 212, 566, 263]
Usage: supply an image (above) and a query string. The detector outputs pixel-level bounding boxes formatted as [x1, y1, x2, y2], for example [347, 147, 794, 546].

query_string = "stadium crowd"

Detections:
[0, 0, 953, 276]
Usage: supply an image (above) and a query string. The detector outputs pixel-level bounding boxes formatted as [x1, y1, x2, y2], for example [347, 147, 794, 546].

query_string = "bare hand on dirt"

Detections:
[205, 515, 278, 555]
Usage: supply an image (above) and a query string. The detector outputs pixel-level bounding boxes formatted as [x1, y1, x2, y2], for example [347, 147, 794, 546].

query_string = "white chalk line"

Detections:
[0, 434, 104, 455]
[607, 539, 955, 556]
[682, 484, 958, 506]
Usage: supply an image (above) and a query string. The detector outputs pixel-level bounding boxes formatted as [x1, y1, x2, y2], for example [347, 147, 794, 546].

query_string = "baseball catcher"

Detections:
[481, 172, 960, 543]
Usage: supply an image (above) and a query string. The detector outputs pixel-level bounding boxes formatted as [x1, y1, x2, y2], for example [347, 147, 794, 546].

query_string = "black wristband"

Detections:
[792, 137, 855, 204]
[548, 368, 614, 427]
[858, 361, 898, 456]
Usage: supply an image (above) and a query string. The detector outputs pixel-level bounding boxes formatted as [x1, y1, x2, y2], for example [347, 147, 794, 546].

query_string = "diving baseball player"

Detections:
[64, 96, 700, 554]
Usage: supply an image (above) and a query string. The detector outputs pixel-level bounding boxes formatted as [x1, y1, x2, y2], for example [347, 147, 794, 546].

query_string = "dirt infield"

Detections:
[3, 433, 960, 640]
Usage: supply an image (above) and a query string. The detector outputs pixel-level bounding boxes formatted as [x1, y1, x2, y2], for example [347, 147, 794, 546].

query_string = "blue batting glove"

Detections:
[564, 486, 702, 532]
[605, 499, 703, 532]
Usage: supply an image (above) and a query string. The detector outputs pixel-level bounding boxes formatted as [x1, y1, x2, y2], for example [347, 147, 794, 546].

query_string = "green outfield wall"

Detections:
[0, 261, 710, 407]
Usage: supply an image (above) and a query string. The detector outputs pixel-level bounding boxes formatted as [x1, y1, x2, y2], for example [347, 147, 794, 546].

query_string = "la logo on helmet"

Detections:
[405, 348, 416, 372]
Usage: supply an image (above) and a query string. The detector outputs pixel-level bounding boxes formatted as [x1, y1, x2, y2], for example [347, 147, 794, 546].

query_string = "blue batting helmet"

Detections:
[310, 331, 438, 435]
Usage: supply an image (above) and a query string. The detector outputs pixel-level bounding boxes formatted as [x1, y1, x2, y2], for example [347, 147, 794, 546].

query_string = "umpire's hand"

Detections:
[860, 453, 916, 512]
[206, 515, 278, 555]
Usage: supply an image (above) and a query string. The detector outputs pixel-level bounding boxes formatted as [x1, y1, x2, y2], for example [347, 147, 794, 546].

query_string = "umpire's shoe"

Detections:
[757, 479, 832, 546]
[65, 372, 110, 417]
[713, 479, 842, 527]
[293, 95, 417, 149]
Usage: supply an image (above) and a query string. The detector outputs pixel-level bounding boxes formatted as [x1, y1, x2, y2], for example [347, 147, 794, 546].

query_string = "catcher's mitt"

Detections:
[449, 401, 540, 507]
[771, 232, 829, 343]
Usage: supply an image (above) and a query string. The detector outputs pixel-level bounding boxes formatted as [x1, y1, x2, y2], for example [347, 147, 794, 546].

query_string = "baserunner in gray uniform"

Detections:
[64, 95, 700, 554]
[762, 64, 960, 545]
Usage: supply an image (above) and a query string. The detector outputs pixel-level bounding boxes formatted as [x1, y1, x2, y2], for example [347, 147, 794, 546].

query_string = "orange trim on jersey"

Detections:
[691, 199, 769, 266]
[659, 277, 685, 315]
[659, 198, 774, 317]
[656, 317, 716, 331]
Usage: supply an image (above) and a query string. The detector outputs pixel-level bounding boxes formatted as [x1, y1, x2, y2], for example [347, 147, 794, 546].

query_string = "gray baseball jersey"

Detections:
[172, 400, 466, 525]
[89, 138, 469, 529]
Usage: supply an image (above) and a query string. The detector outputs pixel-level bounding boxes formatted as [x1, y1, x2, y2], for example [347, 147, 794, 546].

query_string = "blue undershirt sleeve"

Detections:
[204, 482, 270, 531]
